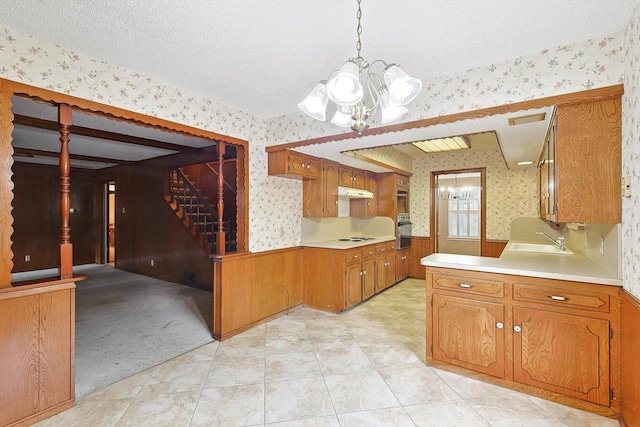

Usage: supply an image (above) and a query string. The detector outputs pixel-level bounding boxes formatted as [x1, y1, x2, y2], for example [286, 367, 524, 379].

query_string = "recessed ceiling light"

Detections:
[508, 113, 546, 126]
[412, 136, 470, 153]
[517, 160, 534, 166]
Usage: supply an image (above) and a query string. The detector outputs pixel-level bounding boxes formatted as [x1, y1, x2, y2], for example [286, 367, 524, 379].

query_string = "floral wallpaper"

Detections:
[622, 4, 640, 299]
[0, 23, 633, 261]
[411, 149, 538, 240]
[265, 32, 624, 145]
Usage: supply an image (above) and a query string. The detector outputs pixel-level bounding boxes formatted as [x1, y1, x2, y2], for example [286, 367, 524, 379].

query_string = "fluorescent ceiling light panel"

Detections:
[508, 113, 546, 126]
[412, 136, 470, 153]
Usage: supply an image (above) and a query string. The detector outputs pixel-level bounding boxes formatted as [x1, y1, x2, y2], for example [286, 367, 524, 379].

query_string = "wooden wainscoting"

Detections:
[0, 279, 80, 427]
[212, 247, 303, 340]
[620, 288, 640, 427]
[483, 239, 508, 258]
[409, 236, 431, 280]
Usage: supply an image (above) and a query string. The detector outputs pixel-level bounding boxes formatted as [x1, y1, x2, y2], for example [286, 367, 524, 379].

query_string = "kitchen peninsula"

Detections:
[421, 229, 622, 417]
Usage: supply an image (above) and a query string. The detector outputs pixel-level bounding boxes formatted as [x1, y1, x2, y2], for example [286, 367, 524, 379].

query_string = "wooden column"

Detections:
[0, 82, 14, 287]
[216, 142, 226, 255]
[59, 104, 73, 279]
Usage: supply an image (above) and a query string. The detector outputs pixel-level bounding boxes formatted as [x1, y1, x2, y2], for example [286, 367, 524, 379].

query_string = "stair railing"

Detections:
[169, 167, 223, 254]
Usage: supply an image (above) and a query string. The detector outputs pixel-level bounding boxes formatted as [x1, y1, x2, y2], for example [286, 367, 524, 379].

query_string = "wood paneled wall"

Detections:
[621, 289, 640, 427]
[212, 247, 303, 340]
[409, 236, 431, 279]
[12, 163, 98, 273]
[483, 239, 508, 258]
[99, 165, 214, 291]
[0, 281, 77, 426]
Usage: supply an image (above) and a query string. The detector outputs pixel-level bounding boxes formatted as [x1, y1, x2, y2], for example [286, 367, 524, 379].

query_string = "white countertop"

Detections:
[301, 236, 396, 250]
[421, 240, 622, 287]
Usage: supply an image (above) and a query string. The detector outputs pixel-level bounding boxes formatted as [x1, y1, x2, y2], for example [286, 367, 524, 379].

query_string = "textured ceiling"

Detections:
[1, 0, 637, 119]
[1, 1, 637, 170]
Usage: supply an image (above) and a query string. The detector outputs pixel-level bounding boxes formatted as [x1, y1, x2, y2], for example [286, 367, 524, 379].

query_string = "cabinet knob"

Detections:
[360, 271, 363, 276]
[514, 326, 522, 333]
[496, 322, 503, 329]
[307, 164, 311, 169]
[301, 163, 305, 168]
[363, 270, 367, 275]
[547, 295, 568, 301]
[458, 283, 473, 289]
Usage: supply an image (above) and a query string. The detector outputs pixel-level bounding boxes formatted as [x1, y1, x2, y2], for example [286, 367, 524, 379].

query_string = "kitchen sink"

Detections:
[508, 243, 574, 255]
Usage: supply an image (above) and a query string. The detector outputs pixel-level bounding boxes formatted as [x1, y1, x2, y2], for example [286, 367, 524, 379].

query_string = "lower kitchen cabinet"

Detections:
[303, 242, 396, 313]
[374, 242, 397, 293]
[426, 266, 621, 416]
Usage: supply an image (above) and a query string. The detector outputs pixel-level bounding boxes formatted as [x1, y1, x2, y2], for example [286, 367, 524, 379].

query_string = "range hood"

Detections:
[338, 186, 374, 199]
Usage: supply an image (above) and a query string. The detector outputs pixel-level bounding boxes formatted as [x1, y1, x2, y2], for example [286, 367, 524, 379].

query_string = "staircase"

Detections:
[165, 167, 223, 255]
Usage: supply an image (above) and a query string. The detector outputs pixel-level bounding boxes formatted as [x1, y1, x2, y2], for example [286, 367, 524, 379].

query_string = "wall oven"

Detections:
[397, 213, 412, 249]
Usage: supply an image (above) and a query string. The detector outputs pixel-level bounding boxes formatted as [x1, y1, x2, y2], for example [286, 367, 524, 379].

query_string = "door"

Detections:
[432, 170, 484, 256]
[104, 181, 116, 264]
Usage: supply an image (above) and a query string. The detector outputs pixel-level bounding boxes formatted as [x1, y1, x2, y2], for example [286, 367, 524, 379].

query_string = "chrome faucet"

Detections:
[536, 231, 566, 251]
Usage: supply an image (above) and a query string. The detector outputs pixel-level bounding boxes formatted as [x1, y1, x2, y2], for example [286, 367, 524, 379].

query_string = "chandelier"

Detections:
[298, 0, 422, 134]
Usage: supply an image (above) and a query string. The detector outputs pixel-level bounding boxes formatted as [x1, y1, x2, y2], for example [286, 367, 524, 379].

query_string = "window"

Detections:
[448, 187, 480, 238]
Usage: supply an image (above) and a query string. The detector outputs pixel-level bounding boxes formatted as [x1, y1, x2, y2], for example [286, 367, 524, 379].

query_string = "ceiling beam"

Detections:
[13, 147, 134, 165]
[13, 114, 205, 153]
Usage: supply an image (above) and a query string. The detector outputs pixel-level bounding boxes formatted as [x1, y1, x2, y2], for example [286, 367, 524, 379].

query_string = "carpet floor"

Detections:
[73, 264, 214, 397]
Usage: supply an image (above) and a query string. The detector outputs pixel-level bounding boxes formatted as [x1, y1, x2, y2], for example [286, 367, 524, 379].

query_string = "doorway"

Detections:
[105, 181, 116, 264]
[431, 168, 486, 255]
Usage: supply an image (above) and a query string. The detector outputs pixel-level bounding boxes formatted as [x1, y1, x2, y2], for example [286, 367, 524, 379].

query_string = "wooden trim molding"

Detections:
[0, 78, 251, 286]
[620, 288, 640, 427]
[266, 84, 624, 152]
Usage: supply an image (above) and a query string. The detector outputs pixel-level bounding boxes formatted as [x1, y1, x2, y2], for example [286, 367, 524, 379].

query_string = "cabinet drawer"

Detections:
[433, 274, 504, 298]
[386, 242, 396, 251]
[345, 249, 362, 264]
[512, 283, 610, 313]
[375, 243, 387, 255]
[361, 246, 376, 260]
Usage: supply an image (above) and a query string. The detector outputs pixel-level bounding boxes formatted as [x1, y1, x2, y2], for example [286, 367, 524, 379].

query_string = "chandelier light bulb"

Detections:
[331, 105, 355, 127]
[383, 64, 423, 106]
[326, 60, 364, 106]
[298, 81, 329, 121]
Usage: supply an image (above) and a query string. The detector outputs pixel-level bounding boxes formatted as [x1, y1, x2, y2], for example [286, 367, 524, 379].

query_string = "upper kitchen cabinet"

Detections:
[350, 171, 378, 217]
[540, 96, 621, 224]
[377, 172, 411, 220]
[303, 160, 339, 218]
[338, 166, 365, 189]
[268, 150, 320, 180]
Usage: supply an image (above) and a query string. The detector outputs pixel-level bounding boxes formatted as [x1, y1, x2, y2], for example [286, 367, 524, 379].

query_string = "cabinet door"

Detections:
[432, 295, 505, 378]
[345, 263, 363, 309]
[556, 97, 621, 223]
[513, 307, 610, 405]
[396, 250, 409, 281]
[351, 169, 365, 189]
[323, 161, 339, 217]
[374, 255, 387, 293]
[362, 259, 376, 300]
[338, 166, 354, 187]
[288, 152, 319, 178]
[385, 253, 396, 287]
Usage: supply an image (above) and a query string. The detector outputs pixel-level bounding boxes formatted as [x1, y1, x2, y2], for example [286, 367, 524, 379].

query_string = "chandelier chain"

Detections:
[355, 0, 363, 59]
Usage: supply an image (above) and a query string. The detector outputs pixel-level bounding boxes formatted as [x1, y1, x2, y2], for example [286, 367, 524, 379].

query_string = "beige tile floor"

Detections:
[36, 279, 618, 427]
